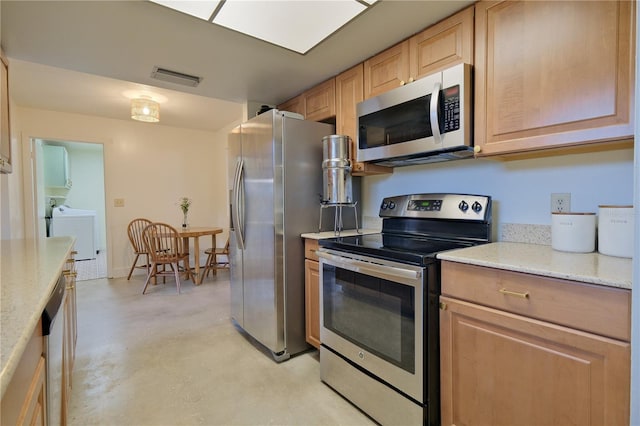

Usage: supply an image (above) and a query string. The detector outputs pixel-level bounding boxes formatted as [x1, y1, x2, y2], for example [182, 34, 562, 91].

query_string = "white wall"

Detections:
[14, 106, 240, 277]
[361, 148, 635, 237]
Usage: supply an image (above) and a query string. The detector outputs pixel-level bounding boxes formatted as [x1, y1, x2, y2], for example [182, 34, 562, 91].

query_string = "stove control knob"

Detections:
[381, 201, 388, 210]
[388, 201, 396, 210]
[458, 201, 469, 212]
[472, 201, 483, 213]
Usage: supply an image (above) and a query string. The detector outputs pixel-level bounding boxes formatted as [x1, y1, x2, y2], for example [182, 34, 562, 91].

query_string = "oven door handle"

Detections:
[317, 251, 422, 285]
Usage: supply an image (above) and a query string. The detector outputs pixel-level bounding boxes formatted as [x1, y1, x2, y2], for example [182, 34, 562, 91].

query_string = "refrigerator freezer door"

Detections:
[229, 126, 244, 328]
[241, 112, 283, 354]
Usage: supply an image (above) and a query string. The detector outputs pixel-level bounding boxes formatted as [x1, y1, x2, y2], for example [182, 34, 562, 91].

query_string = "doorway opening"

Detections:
[36, 138, 107, 280]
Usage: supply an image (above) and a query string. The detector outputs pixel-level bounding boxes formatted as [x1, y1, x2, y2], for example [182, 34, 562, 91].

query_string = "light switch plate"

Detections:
[114, 198, 125, 207]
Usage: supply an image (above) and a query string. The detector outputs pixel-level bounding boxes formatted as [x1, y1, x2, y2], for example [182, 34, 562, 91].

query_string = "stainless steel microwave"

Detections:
[357, 63, 472, 167]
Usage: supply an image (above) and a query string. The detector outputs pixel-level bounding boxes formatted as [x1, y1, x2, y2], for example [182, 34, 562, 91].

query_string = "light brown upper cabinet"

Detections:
[409, 5, 474, 80]
[336, 64, 363, 143]
[278, 94, 305, 117]
[364, 41, 411, 100]
[278, 79, 336, 121]
[336, 64, 392, 176]
[304, 78, 335, 122]
[474, 0, 635, 157]
[335, 64, 362, 168]
[364, 7, 474, 100]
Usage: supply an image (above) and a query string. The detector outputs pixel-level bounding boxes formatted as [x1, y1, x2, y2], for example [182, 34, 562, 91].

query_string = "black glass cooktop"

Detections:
[319, 233, 475, 266]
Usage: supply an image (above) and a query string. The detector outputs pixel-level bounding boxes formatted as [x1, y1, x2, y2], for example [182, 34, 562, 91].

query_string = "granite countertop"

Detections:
[1, 237, 75, 398]
[301, 229, 379, 240]
[437, 242, 632, 290]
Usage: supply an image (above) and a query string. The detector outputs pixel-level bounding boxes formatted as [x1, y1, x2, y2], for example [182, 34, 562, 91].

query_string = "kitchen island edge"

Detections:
[0, 236, 75, 398]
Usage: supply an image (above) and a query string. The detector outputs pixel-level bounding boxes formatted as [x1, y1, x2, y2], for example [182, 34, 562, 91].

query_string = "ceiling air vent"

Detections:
[151, 66, 203, 87]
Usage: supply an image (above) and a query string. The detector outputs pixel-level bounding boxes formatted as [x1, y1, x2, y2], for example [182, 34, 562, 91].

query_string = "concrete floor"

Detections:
[68, 272, 376, 426]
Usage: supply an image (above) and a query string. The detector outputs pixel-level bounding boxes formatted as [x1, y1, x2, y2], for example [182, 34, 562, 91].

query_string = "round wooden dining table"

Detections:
[176, 226, 223, 285]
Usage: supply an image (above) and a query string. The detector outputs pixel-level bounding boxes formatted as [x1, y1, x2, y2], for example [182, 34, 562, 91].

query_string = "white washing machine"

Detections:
[50, 206, 97, 260]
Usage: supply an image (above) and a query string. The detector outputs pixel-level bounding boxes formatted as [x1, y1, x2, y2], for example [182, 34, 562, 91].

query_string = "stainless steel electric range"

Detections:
[317, 193, 492, 426]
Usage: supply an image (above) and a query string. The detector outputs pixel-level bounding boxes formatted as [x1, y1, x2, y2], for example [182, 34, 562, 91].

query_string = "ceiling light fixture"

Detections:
[131, 97, 160, 123]
[149, 0, 378, 55]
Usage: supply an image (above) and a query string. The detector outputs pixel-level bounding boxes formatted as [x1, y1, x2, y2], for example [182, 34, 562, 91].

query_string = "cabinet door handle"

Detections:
[499, 288, 530, 299]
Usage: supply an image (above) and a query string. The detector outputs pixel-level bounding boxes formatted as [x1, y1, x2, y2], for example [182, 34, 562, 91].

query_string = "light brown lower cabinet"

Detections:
[304, 239, 320, 349]
[440, 261, 631, 426]
[1, 319, 47, 426]
[305, 259, 320, 349]
[63, 254, 77, 415]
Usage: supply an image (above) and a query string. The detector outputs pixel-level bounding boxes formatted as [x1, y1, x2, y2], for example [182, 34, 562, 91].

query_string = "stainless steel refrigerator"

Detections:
[228, 109, 334, 361]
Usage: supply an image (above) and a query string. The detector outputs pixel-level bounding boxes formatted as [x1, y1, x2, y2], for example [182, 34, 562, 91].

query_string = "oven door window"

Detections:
[322, 264, 415, 374]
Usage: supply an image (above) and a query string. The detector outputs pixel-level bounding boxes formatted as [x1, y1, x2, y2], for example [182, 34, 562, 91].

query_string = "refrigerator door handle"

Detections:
[233, 158, 246, 250]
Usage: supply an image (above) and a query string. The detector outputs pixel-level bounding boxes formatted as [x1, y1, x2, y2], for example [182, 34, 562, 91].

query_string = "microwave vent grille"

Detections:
[373, 146, 475, 167]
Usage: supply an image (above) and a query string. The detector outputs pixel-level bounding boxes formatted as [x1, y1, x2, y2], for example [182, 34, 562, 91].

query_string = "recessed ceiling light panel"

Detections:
[150, 0, 220, 20]
[149, 0, 373, 54]
[213, 0, 367, 54]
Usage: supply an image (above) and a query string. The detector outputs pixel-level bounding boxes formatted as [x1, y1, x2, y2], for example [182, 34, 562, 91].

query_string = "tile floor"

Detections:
[68, 271, 375, 425]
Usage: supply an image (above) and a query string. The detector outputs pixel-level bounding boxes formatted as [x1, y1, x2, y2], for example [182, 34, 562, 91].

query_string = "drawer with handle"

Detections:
[304, 239, 319, 262]
[441, 261, 631, 341]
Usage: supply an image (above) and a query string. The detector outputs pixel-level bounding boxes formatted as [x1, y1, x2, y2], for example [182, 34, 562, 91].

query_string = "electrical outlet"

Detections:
[550, 193, 571, 213]
[114, 198, 125, 207]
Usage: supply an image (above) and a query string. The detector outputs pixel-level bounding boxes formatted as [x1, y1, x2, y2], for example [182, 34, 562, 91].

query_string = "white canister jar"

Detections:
[551, 212, 597, 253]
[598, 205, 634, 258]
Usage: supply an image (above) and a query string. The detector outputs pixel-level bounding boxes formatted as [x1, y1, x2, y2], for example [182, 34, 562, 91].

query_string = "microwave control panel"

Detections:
[442, 85, 460, 133]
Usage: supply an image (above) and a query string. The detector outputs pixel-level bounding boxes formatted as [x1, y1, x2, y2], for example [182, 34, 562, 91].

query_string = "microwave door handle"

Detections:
[430, 82, 442, 145]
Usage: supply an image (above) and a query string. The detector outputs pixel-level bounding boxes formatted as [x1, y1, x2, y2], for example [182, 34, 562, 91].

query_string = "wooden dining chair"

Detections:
[127, 218, 153, 280]
[141, 222, 194, 294]
[201, 237, 230, 279]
